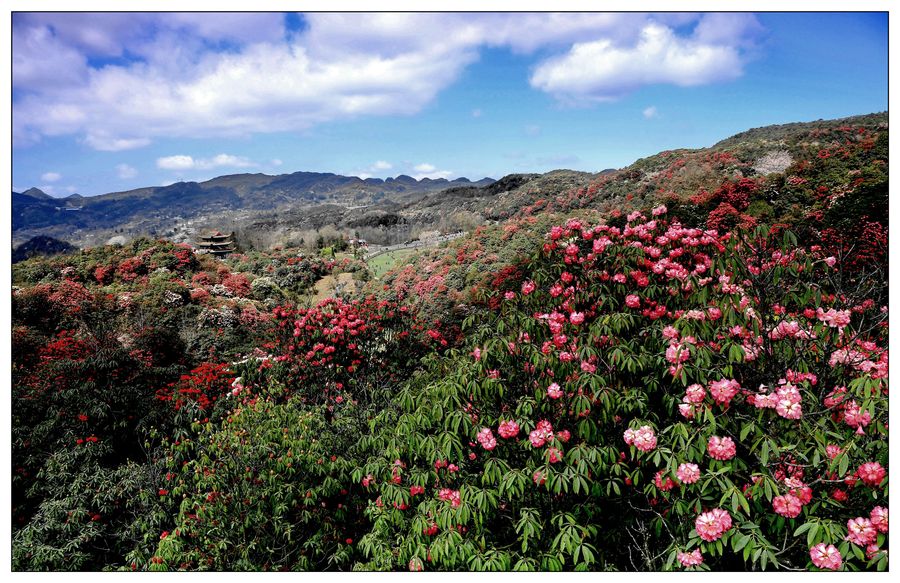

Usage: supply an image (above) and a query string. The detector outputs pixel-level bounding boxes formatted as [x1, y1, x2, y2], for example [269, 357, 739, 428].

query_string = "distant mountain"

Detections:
[12, 235, 77, 263]
[11, 171, 495, 247]
[21, 187, 53, 200]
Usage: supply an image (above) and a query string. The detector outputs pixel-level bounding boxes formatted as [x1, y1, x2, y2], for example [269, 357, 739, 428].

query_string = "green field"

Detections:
[368, 248, 419, 279]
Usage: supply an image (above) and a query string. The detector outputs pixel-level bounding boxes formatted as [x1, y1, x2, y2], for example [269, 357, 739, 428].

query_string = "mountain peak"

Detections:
[23, 187, 52, 200]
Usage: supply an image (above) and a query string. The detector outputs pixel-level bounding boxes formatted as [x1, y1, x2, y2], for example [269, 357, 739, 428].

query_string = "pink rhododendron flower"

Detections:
[857, 462, 886, 487]
[677, 549, 703, 567]
[825, 444, 843, 460]
[529, 420, 554, 447]
[772, 494, 803, 518]
[498, 420, 519, 439]
[870, 506, 888, 533]
[684, 384, 706, 404]
[533, 470, 546, 486]
[707, 436, 736, 460]
[409, 485, 425, 496]
[477, 427, 497, 451]
[652, 204, 668, 216]
[624, 425, 657, 452]
[625, 294, 641, 308]
[504, 291, 515, 300]
[569, 311, 585, 325]
[709, 379, 740, 406]
[810, 543, 842, 570]
[556, 429, 571, 443]
[547, 448, 564, 464]
[846, 517, 877, 546]
[677, 463, 700, 484]
[546, 382, 563, 399]
[521, 280, 536, 295]
[437, 488, 461, 508]
[695, 508, 732, 542]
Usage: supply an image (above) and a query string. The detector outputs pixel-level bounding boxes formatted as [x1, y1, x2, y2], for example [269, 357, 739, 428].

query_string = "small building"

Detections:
[196, 230, 235, 258]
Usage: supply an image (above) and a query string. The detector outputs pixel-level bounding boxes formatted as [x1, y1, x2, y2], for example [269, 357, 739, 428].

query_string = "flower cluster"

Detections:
[695, 509, 732, 542]
[623, 425, 657, 452]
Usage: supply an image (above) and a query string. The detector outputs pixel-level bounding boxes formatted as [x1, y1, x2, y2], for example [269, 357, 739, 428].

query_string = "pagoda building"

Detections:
[196, 231, 235, 258]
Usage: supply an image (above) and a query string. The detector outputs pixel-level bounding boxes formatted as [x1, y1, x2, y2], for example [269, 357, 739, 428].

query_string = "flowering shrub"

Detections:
[355, 211, 887, 571]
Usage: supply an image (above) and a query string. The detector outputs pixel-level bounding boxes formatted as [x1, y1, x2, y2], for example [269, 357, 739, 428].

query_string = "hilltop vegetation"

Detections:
[11, 113, 888, 572]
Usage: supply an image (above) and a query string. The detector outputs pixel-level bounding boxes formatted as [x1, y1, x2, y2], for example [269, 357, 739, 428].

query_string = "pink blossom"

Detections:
[709, 379, 740, 406]
[825, 444, 843, 460]
[677, 463, 700, 484]
[521, 280, 536, 295]
[569, 311, 585, 325]
[870, 507, 888, 533]
[772, 494, 803, 518]
[677, 549, 703, 568]
[547, 448, 564, 463]
[504, 291, 515, 300]
[684, 384, 706, 404]
[624, 425, 657, 452]
[652, 204, 668, 216]
[809, 543, 842, 570]
[625, 294, 641, 308]
[662, 326, 679, 340]
[498, 420, 519, 439]
[529, 420, 554, 448]
[846, 517, 877, 546]
[695, 508, 732, 542]
[857, 462, 886, 487]
[824, 256, 837, 267]
[472, 347, 481, 361]
[533, 470, 546, 486]
[556, 429, 571, 443]
[477, 427, 497, 451]
[437, 488, 461, 508]
[707, 436, 736, 461]
[546, 382, 563, 399]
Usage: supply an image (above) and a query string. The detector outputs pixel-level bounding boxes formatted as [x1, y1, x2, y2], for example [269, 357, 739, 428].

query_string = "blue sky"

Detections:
[11, 12, 888, 197]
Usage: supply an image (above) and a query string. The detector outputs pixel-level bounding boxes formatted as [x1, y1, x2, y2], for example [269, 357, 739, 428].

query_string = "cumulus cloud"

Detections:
[157, 153, 257, 171]
[13, 13, 763, 148]
[40, 171, 61, 182]
[371, 160, 393, 171]
[530, 19, 753, 104]
[643, 106, 658, 119]
[412, 163, 453, 180]
[116, 164, 138, 179]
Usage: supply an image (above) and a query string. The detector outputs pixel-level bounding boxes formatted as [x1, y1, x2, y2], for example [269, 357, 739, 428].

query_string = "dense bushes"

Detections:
[355, 210, 888, 571]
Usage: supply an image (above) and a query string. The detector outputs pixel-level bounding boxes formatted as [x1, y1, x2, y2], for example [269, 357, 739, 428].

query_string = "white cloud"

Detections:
[157, 155, 197, 171]
[412, 162, 453, 180]
[83, 133, 152, 152]
[530, 21, 747, 104]
[156, 153, 257, 171]
[13, 13, 762, 148]
[643, 106, 658, 119]
[371, 160, 392, 171]
[40, 171, 61, 182]
[271, 158, 283, 167]
[116, 163, 138, 179]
